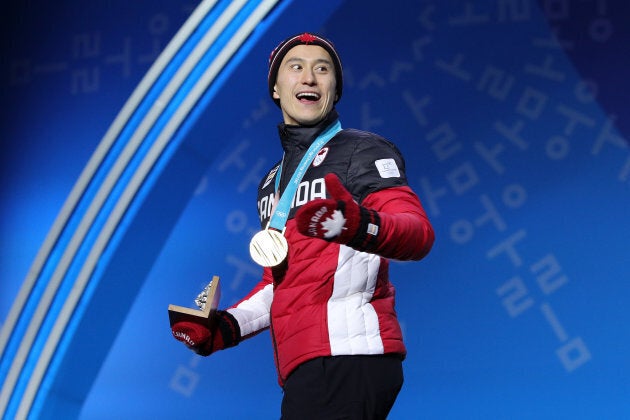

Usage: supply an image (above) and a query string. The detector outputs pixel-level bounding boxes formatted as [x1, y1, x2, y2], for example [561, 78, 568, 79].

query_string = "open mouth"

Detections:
[296, 92, 320, 103]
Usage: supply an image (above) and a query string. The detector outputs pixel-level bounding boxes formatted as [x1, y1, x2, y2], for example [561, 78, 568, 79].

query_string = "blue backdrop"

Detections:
[1, 0, 629, 419]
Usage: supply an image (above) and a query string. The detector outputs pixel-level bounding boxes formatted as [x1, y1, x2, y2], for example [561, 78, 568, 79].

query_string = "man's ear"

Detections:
[272, 84, 280, 100]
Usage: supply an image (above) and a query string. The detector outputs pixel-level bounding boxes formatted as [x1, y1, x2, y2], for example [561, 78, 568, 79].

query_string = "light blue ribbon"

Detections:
[269, 119, 342, 231]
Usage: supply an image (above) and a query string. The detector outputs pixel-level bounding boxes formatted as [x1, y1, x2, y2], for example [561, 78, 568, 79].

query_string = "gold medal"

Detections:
[249, 229, 289, 267]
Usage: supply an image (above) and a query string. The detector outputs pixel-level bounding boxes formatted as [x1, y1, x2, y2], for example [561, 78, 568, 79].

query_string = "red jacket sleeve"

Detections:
[361, 186, 434, 261]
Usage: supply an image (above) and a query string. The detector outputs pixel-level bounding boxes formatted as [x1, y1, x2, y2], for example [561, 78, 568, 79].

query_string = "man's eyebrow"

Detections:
[285, 57, 333, 66]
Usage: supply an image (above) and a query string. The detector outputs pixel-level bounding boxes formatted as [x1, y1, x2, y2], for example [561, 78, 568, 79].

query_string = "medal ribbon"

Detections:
[268, 119, 342, 231]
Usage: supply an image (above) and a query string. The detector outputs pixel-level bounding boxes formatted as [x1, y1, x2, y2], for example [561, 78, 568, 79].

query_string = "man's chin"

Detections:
[292, 110, 328, 126]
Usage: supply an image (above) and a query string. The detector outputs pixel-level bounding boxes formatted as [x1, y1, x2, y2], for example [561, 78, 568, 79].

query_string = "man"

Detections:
[172, 32, 435, 419]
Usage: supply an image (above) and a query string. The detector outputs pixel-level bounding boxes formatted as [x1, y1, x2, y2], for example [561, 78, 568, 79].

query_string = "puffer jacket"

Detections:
[227, 109, 434, 385]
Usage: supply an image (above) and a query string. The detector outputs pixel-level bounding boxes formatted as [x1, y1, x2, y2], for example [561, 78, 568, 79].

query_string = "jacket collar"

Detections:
[278, 109, 339, 152]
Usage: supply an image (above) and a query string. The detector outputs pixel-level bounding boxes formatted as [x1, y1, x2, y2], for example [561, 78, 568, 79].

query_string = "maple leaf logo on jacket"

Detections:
[321, 210, 346, 238]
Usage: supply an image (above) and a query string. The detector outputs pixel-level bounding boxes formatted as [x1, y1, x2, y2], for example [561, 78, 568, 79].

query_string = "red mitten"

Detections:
[171, 310, 240, 356]
[295, 173, 381, 251]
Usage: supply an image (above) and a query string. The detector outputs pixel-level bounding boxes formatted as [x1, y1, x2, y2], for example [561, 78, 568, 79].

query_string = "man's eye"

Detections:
[291, 64, 302, 70]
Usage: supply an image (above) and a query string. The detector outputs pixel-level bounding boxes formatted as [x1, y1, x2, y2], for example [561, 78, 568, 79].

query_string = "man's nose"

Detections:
[301, 69, 316, 84]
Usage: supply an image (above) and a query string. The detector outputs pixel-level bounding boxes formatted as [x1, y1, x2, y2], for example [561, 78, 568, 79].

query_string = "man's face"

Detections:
[273, 44, 337, 126]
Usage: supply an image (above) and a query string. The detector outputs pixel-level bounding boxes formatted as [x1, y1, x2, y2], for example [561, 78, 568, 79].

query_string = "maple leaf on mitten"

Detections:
[320, 209, 347, 238]
[295, 174, 381, 251]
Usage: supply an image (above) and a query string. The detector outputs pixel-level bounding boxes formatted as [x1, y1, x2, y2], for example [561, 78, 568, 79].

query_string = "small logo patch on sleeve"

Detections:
[262, 165, 280, 189]
[375, 158, 400, 178]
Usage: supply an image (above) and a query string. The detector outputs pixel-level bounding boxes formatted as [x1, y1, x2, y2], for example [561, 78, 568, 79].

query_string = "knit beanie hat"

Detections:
[268, 32, 343, 106]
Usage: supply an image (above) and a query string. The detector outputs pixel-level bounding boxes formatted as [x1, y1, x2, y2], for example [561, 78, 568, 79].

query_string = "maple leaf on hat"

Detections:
[298, 33, 318, 43]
